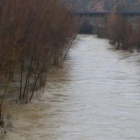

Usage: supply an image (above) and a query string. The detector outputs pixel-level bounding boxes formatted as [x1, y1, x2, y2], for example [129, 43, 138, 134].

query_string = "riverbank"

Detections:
[0, 66, 68, 139]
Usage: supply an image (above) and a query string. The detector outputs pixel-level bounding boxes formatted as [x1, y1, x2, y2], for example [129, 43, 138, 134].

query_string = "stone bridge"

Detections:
[74, 11, 140, 34]
[75, 11, 140, 26]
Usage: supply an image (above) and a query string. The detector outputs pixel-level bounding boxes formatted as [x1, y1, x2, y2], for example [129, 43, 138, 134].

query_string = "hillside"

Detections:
[74, 0, 140, 12]
[86, 0, 140, 12]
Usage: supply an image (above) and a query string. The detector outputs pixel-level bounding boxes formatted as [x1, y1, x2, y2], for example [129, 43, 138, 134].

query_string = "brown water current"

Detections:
[5, 35, 140, 140]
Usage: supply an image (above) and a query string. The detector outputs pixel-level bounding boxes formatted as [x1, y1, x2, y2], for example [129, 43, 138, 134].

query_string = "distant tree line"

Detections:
[0, 0, 76, 127]
[105, 0, 140, 51]
[105, 12, 140, 51]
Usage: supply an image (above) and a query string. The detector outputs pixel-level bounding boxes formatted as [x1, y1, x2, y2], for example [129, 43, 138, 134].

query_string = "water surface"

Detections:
[6, 35, 140, 140]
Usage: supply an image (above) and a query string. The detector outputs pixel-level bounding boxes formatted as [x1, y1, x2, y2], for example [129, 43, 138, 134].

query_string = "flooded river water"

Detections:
[6, 35, 140, 140]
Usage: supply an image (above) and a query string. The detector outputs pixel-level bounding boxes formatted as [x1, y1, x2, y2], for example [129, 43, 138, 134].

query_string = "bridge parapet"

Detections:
[74, 11, 140, 17]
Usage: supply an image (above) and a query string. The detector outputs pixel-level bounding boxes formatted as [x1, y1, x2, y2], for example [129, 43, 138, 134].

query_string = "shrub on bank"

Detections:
[0, 0, 76, 126]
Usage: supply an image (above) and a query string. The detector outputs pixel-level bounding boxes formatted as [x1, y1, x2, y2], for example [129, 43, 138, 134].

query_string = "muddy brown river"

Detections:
[5, 35, 140, 140]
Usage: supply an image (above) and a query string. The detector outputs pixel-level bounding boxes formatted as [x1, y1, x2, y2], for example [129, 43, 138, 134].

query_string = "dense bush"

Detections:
[0, 0, 76, 125]
[106, 12, 139, 51]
